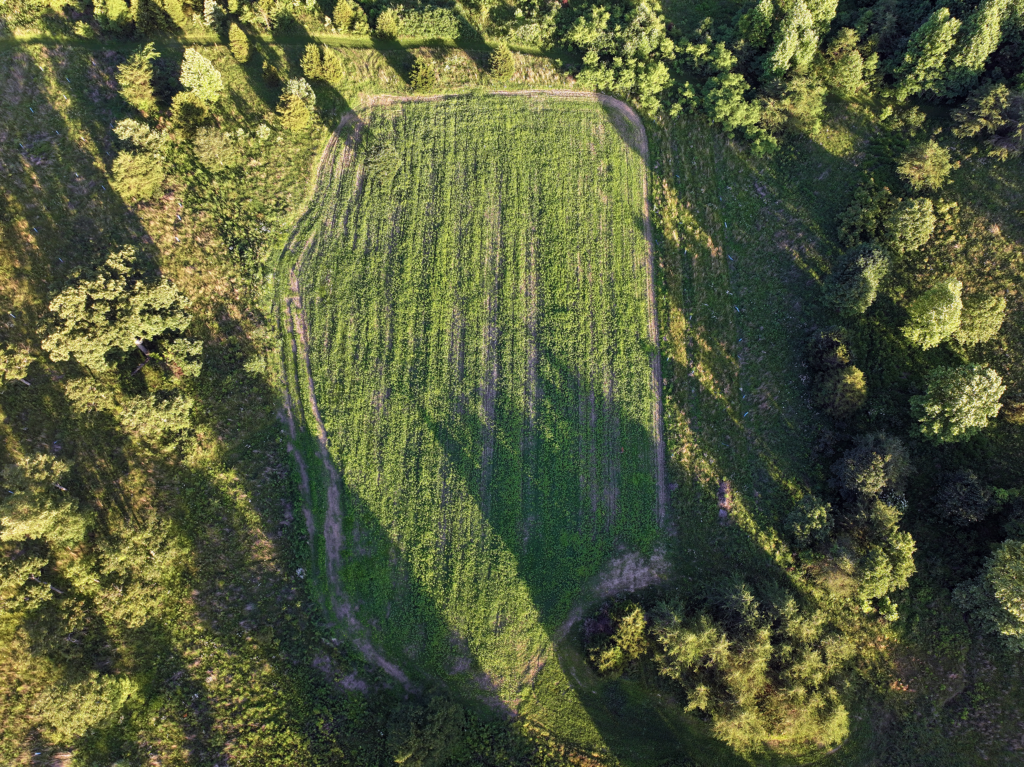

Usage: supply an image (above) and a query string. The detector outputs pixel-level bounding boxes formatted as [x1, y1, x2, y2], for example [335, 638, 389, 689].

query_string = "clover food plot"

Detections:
[280, 94, 663, 706]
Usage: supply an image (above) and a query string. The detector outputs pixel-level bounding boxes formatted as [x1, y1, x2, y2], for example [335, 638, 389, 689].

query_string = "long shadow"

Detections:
[277, 92, 815, 764]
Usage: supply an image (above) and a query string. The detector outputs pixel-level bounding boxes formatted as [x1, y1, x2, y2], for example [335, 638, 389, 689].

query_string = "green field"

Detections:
[277, 94, 665, 710]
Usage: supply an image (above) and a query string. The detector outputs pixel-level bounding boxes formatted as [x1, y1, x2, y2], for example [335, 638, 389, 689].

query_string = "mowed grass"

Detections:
[278, 95, 663, 715]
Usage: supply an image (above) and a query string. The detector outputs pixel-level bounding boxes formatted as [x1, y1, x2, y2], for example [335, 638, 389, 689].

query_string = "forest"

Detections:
[0, 0, 1023, 763]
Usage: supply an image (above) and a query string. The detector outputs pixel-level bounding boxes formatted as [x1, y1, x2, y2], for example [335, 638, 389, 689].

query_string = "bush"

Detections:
[816, 365, 867, 418]
[910, 364, 1005, 443]
[111, 151, 165, 204]
[902, 278, 962, 349]
[897, 140, 954, 191]
[394, 7, 461, 39]
[489, 43, 515, 80]
[935, 469, 991, 526]
[954, 293, 1006, 345]
[822, 244, 889, 316]
[409, 57, 437, 91]
[229, 22, 250, 63]
[883, 197, 936, 255]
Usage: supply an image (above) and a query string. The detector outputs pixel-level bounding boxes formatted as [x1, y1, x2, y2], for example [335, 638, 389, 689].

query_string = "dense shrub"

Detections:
[911, 364, 1005, 443]
[589, 603, 649, 676]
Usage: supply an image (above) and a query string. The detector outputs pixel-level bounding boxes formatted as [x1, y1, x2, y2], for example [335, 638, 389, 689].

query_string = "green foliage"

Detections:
[902, 278, 963, 349]
[654, 589, 850, 758]
[180, 48, 225, 105]
[935, 469, 992, 526]
[0, 454, 85, 548]
[816, 365, 867, 418]
[41, 247, 195, 372]
[943, 0, 1011, 98]
[332, 0, 353, 29]
[116, 42, 160, 116]
[831, 432, 911, 499]
[320, 47, 344, 86]
[301, 42, 323, 80]
[489, 43, 515, 80]
[277, 93, 312, 131]
[883, 197, 936, 255]
[808, 326, 851, 372]
[390, 6, 462, 39]
[953, 84, 1024, 160]
[897, 140, 954, 192]
[856, 529, 916, 616]
[764, 0, 818, 78]
[700, 73, 775, 153]
[820, 28, 864, 99]
[375, 7, 399, 38]
[954, 539, 1024, 652]
[40, 672, 138, 744]
[203, 0, 225, 31]
[111, 150, 165, 204]
[0, 344, 33, 384]
[386, 697, 466, 767]
[738, 0, 774, 49]
[837, 179, 894, 248]
[822, 244, 889, 316]
[409, 56, 437, 91]
[566, 0, 676, 115]
[893, 7, 962, 101]
[589, 604, 649, 676]
[911, 364, 1006, 443]
[954, 293, 1006, 345]
[228, 22, 250, 63]
[787, 494, 834, 549]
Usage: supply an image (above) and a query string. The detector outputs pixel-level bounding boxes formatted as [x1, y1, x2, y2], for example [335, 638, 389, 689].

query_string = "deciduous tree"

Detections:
[911, 364, 1005, 443]
[902, 278, 962, 349]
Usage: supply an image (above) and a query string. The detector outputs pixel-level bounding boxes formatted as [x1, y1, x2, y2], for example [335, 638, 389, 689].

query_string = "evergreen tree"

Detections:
[229, 22, 250, 63]
[764, 0, 817, 78]
[0, 344, 33, 384]
[333, 0, 354, 30]
[831, 432, 912, 499]
[0, 455, 86, 548]
[955, 539, 1024, 652]
[822, 244, 889, 315]
[883, 197, 936, 255]
[409, 56, 437, 91]
[902, 278, 963, 349]
[821, 28, 863, 99]
[897, 140, 954, 191]
[738, 0, 774, 49]
[955, 294, 1006, 345]
[489, 43, 515, 79]
[376, 7, 399, 38]
[42, 247, 195, 373]
[894, 7, 962, 101]
[944, 0, 1010, 98]
[935, 469, 992, 526]
[911, 364, 1005, 443]
[321, 47, 344, 85]
[816, 365, 867, 418]
[180, 48, 225, 105]
[301, 42, 324, 80]
[116, 42, 160, 115]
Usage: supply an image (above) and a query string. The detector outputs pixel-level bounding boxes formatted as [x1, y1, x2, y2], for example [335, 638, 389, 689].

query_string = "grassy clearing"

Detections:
[276, 92, 664, 732]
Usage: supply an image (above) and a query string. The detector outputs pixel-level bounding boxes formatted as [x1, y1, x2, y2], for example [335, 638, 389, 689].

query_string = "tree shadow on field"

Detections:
[370, 37, 415, 85]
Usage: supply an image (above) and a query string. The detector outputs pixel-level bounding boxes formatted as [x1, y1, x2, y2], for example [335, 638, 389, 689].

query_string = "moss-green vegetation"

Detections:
[277, 94, 662, 708]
